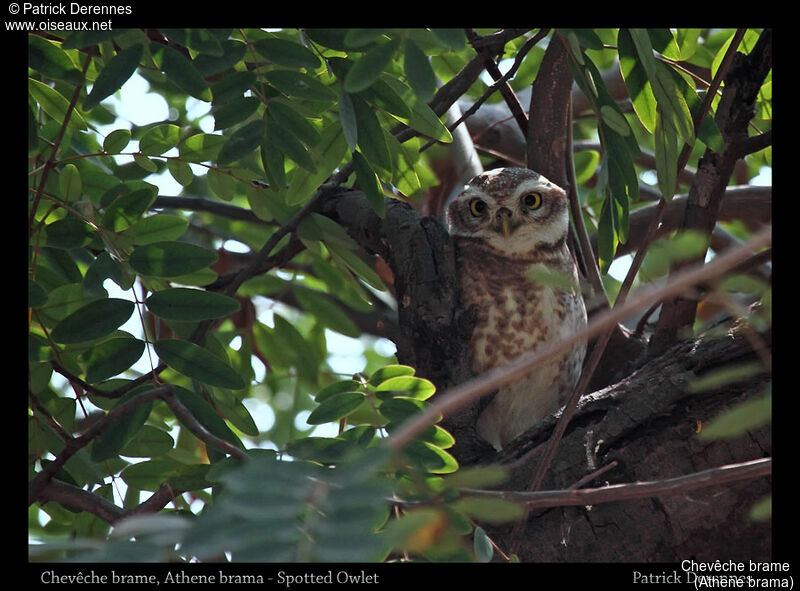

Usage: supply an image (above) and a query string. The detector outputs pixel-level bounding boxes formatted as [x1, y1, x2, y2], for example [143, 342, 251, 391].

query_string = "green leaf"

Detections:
[599, 105, 630, 137]
[327, 243, 385, 291]
[619, 30, 657, 133]
[29, 279, 48, 309]
[370, 76, 412, 118]
[212, 96, 260, 131]
[129, 241, 218, 278]
[749, 495, 772, 522]
[210, 70, 257, 103]
[378, 397, 426, 423]
[653, 61, 695, 144]
[292, 286, 360, 337]
[83, 336, 145, 382]
[217, 397, 259, 437]
[597, 192, 616, 274]
[28, 35, 83, 84]
[139, 124, 180, 156]
[451, 496, 524, 524]
[28, 35, 83, 85]
[369, 365, 415, 387]
[473, 526, 494, 562]
[120, 458, 184, 491]
[697, 390, 771, 441]
[627, 30, 693, 143]
[267, 100, 319, 147]
[286, 122, 347, 205]
[272, 315, 319, 380]
[285, 436, 354, 464]
[91, 388, 153, 462]
[146, 288, 240, 321]
[344, 28, 388, 48]
[119, 425, 175, 458]
[165, 159, 194, 186]
[179, 133, 227, 162]
[338, 86, 358, 151]
[58, 163, 82, 202]
[29, 77, 87, 130]
[573, 150, 600, 185]
[207, 168, 236, 200]
[344, 39, 399, 93]
[690, 362, 765, 395]
[408, 100, 452, 143]
[128, 214, 188, 244]
[668, 28, 702, 61]
[46, 216, 92, 248]
[161, 45, 210, 101]
[217, 119, 264, 165]
[403, 440, 458, 474]
[430, 28, 466, 50]
[102, 188, 157, 232]
[185, 28, 224, 56]
[174, 386, 244, 450]
[375, 375, 436, 400]
[154, 339, 245, 390]
[253, 37, 320, 69]
[103, 128, 131, 154]
[351, 94, 392, 174]
[442, 465, 509, 490]
[259, 136, 286, 192]
[84, 43, 144, 110]
[264, 70, 335, 101]
[193, 39, 247, 77]
[654, 107, 679, 201]
[50, 298, 134, 344]
[133, 152, 157, 172]
[352, 151, 385, 216]
[307, 392, 365, 425]
[84, 251, 126, 293]
[404, 39, 437, 102]
[315, 379, 363, 403]
[266, 114, 316, 173]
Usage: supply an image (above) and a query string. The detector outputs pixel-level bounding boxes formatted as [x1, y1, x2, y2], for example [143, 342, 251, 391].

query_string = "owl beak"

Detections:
[495, 208, 513, 237]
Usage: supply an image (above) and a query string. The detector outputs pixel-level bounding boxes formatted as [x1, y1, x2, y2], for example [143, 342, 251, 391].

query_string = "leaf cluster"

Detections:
[28, 27, 771, 562]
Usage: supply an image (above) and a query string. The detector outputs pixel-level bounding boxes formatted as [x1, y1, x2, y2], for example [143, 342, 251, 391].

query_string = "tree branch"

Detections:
[466, 29, 529, 139]
[464, 458, 771, 510]
[652, 29, 772, 353]
[152, 194, 274, 226]
[29, 386, 173, 505]
[592, 185, 772, 258]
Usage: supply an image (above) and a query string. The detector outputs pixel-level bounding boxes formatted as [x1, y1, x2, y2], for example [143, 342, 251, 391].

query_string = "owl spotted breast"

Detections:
[446, 167, 587, 450]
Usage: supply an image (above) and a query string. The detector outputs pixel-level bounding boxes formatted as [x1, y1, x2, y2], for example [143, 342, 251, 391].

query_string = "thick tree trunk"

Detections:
[490, 320, 771, 561]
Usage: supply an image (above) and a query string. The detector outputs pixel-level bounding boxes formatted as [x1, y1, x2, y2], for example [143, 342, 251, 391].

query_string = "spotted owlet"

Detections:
[446, 167, 587, 450]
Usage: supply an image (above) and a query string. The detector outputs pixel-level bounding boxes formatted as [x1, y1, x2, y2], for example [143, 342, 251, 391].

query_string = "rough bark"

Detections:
[488, 321, 771, 561]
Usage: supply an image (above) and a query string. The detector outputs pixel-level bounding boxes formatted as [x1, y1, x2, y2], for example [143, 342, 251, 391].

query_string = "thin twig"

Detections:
[421, 29, 549, 154]
[160, 390, 248, 461]
[465, 28, 530, 139]
[463, 457, 771, 510]
[29, 386, 173, 504]
[28, 54, 92, 236]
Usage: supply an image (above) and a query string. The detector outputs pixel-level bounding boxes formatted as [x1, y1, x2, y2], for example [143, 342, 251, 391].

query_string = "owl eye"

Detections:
[469, 199, 487, 216]
[522, 192, 543, 210]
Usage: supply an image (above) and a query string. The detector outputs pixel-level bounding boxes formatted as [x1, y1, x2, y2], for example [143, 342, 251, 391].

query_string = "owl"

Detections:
[446, 167, 587, 450]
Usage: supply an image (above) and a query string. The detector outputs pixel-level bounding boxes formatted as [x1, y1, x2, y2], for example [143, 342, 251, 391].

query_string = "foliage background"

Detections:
[27, 27, 771, 563]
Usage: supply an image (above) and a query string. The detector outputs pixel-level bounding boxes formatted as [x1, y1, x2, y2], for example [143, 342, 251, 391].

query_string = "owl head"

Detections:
[446, 167, 569, 256]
